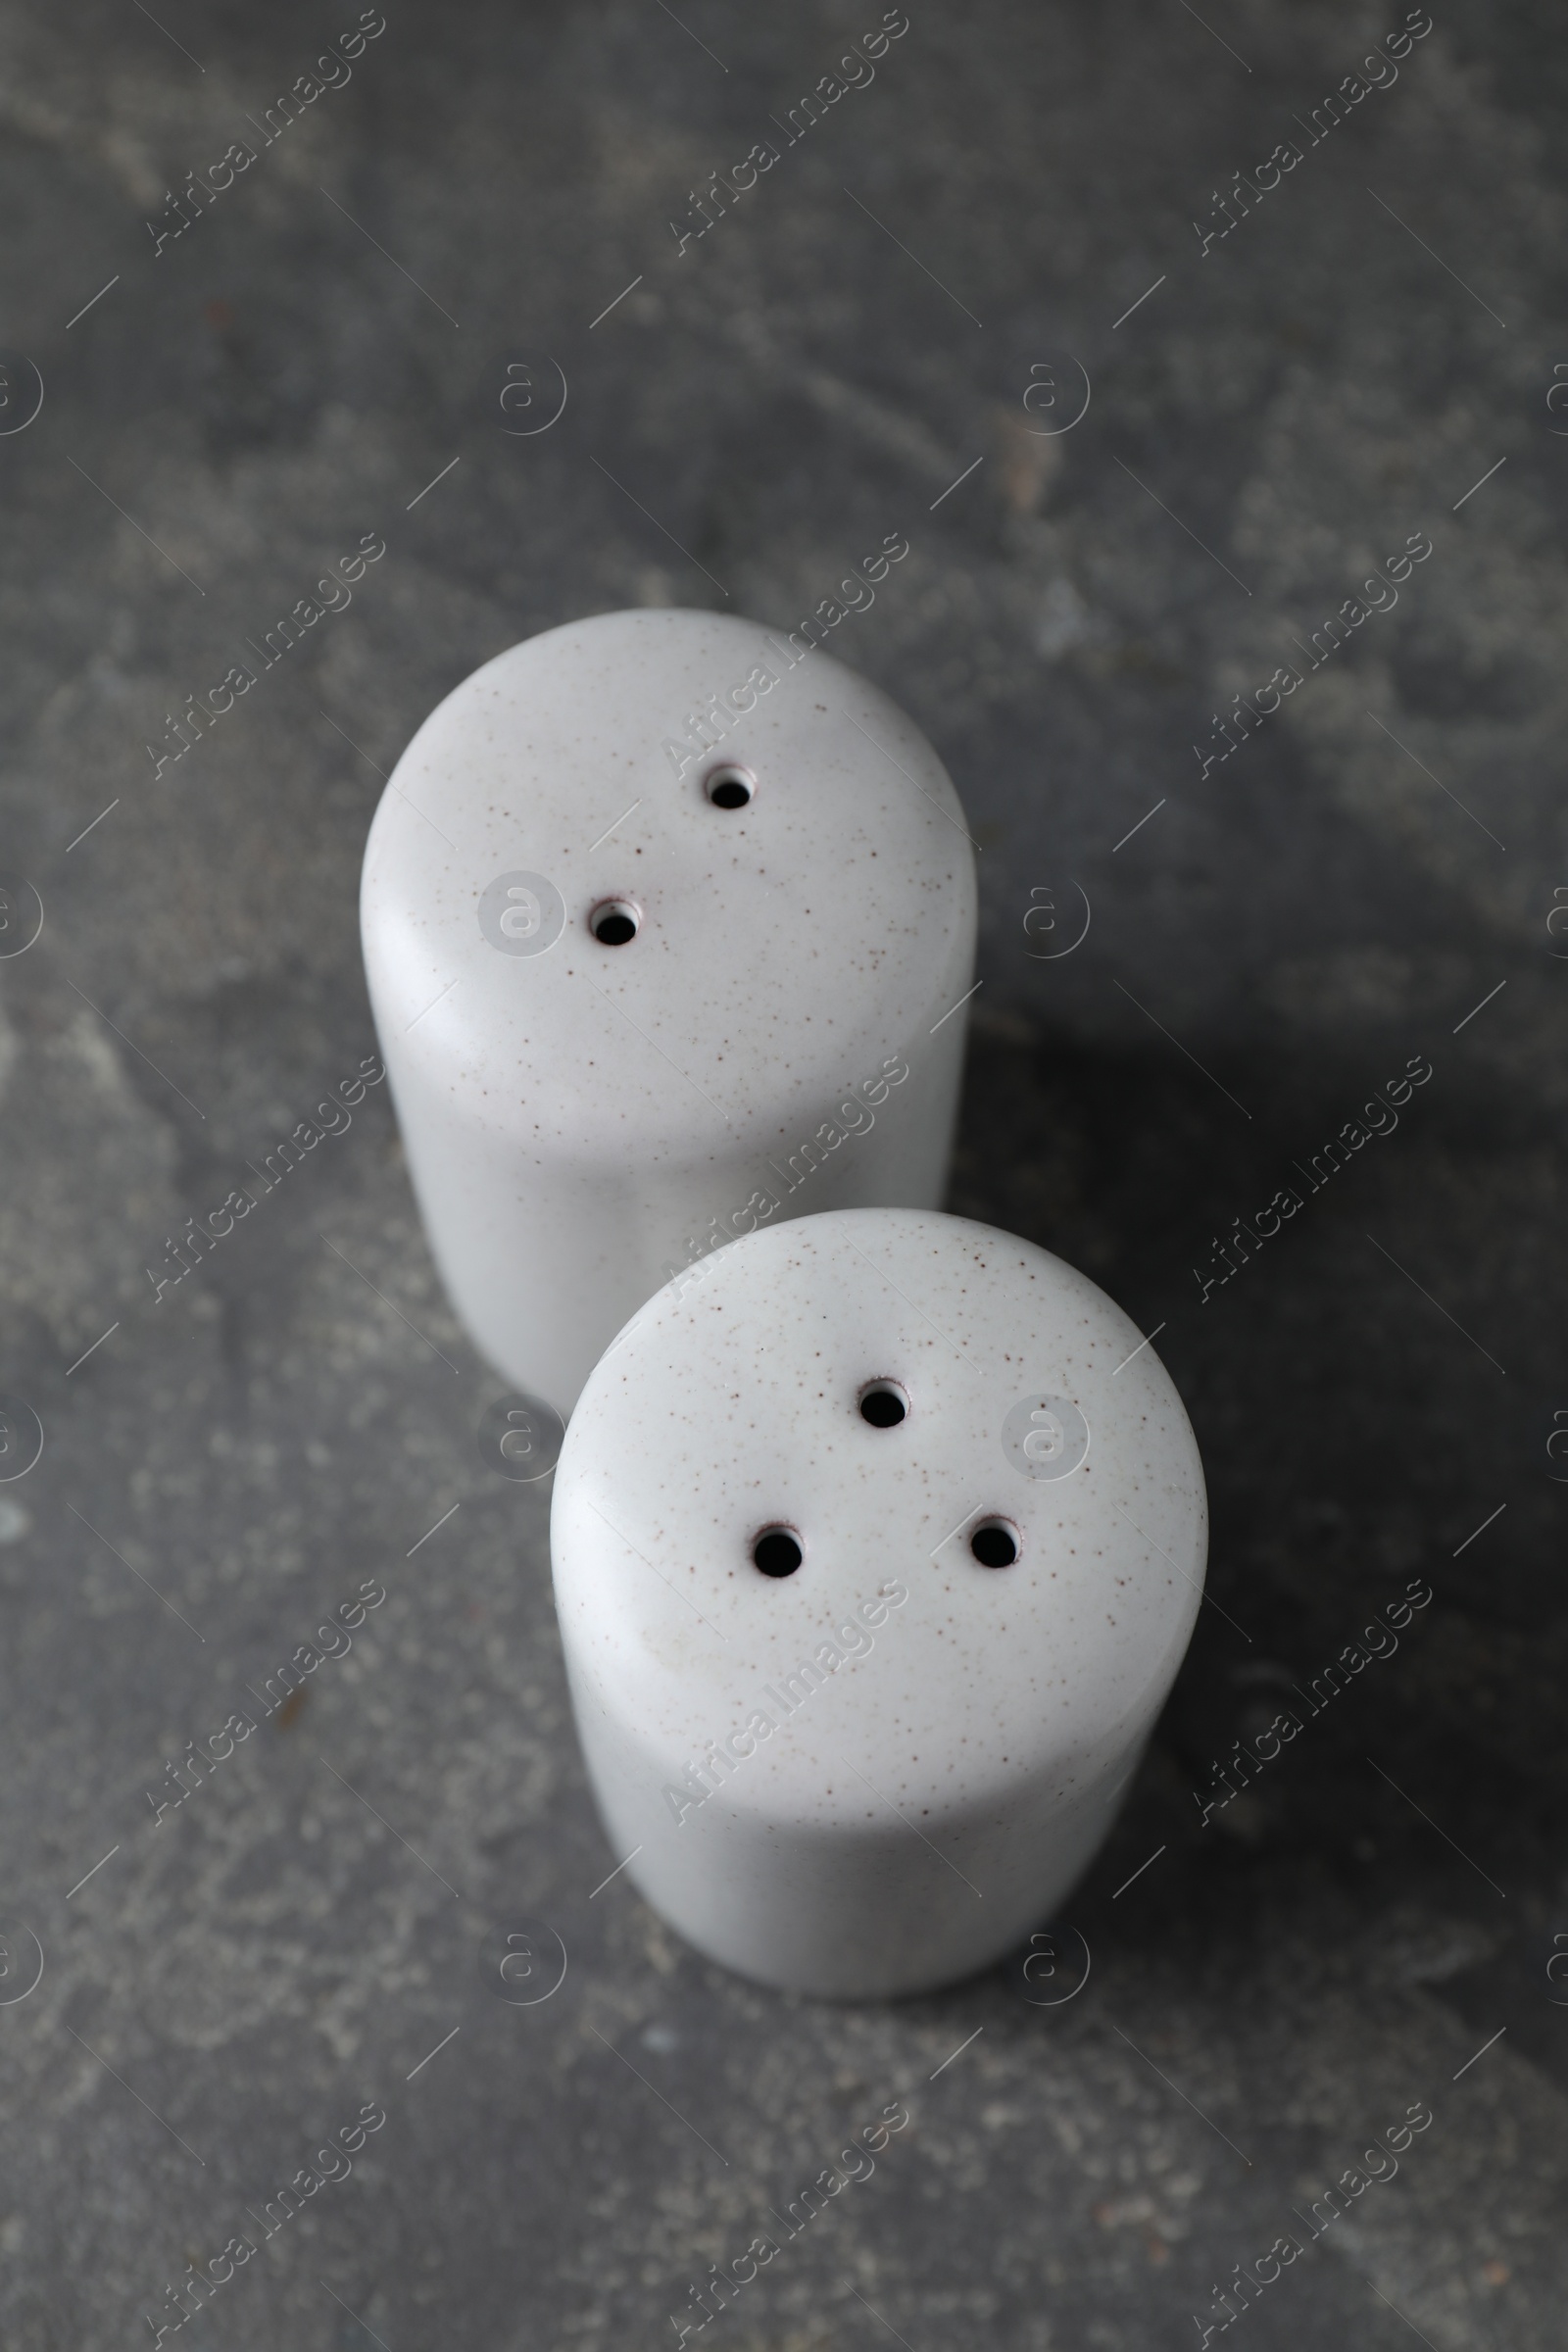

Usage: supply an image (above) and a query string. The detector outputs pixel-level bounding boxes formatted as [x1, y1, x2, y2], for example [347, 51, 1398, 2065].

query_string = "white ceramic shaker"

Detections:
[360, 611, 977, 1413]
[552, 1206, 1207, 1997]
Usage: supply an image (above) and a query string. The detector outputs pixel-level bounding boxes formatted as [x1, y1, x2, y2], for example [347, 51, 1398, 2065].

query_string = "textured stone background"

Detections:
[0, 0, 1564, 2345]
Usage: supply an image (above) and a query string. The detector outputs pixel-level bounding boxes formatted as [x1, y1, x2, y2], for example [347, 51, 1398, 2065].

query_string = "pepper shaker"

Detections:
[360, 610, 977, 1412]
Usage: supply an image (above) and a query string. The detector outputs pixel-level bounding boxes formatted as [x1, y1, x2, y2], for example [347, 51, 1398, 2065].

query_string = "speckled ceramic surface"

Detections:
[553, 1207, 1207, 1998]
[360, 611, 977, 1412]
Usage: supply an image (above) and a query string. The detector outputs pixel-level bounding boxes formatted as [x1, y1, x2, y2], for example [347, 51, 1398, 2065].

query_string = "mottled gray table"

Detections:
[1, 1, 1564, 2345]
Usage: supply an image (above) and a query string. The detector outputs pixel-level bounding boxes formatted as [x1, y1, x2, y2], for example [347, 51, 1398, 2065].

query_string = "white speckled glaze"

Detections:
[360, 611, 977, 1412]
[553, 1207, 1207, 1998]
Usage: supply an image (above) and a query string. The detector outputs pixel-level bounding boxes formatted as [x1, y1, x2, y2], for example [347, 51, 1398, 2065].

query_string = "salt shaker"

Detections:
[552, 1206, 1207, 1997]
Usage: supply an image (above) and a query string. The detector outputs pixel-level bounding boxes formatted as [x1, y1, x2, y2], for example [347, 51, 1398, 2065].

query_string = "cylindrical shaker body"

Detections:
[552, 1207, 1207, 1997]
[360, 610, 977, 1413]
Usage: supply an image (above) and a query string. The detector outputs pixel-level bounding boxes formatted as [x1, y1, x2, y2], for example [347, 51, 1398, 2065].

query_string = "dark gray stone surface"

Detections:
[0, 0, 1564, 2344]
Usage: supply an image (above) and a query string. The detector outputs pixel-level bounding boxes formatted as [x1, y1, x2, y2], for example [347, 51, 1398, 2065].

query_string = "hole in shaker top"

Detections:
[970, 1519, 1019, 1569]
[705, 764, 755, 809]
[858, 1381, 908, 1428]
[591, 899, 640, 946]
[752, 1527, 803, 1578]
